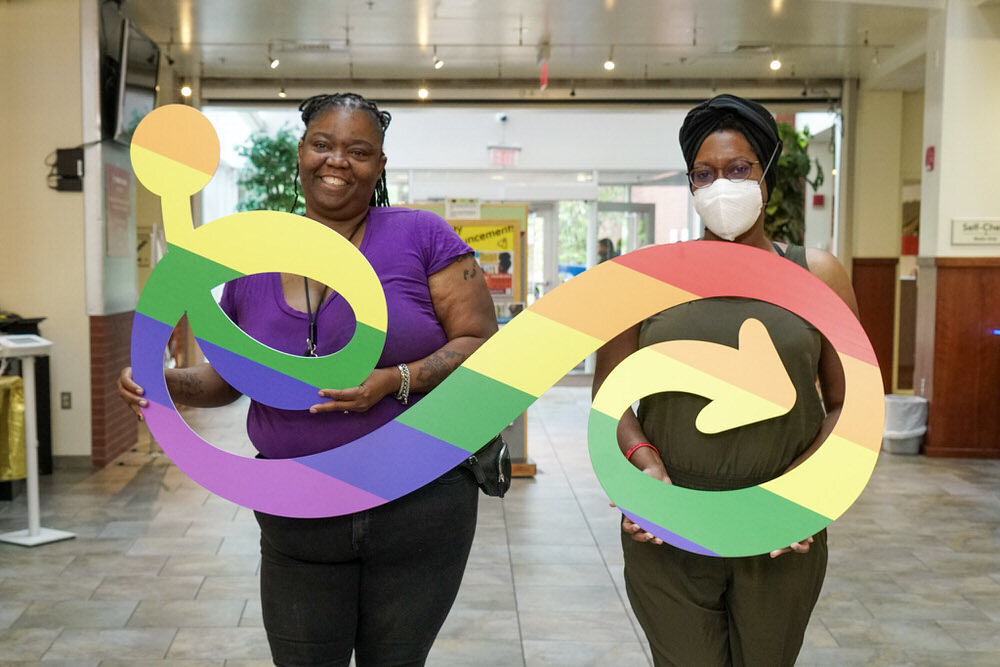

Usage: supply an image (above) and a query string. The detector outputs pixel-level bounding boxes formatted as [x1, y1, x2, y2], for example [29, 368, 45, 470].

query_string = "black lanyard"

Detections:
[304, 219, 365, 357]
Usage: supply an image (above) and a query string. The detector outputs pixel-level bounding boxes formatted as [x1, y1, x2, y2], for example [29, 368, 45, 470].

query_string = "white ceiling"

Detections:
[122, 0, 938, 103]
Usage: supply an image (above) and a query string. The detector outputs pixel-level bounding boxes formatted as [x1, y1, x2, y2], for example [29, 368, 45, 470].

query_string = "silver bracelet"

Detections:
[395, 363, 410, 405]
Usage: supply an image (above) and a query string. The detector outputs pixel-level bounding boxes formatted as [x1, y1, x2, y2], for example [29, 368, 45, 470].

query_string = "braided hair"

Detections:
[289, 92, 392, 212]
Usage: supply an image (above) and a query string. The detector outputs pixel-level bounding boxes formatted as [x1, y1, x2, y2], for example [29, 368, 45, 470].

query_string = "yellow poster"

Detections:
[449, 221, 521, 301]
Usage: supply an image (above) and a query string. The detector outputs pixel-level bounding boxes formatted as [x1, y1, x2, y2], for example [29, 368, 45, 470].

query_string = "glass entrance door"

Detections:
[596, 202, 655, 262]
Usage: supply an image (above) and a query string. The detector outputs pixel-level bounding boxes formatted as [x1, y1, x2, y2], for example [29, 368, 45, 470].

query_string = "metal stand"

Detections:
[0, 336, 74, 546]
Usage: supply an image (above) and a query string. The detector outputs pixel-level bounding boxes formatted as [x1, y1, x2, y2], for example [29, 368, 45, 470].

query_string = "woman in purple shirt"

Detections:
[119, 93, 497, 666]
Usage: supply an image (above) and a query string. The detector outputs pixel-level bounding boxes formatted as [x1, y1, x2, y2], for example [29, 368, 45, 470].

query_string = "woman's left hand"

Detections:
[310, 367, 398, 414]
[769, 535, 814, 558]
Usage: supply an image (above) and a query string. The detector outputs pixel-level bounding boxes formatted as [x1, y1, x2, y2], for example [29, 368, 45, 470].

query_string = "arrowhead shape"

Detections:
[693, 318, 797, 434]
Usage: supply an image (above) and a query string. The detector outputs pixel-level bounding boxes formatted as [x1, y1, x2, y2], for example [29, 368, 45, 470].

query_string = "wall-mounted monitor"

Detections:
[113, 19, 160, 145]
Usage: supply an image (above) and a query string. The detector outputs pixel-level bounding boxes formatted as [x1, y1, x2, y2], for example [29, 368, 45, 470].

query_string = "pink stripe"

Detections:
[143, 401, 388, 518]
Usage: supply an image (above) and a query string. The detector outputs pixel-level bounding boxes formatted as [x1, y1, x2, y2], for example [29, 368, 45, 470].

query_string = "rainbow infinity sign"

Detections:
[130, 105, 885, 557]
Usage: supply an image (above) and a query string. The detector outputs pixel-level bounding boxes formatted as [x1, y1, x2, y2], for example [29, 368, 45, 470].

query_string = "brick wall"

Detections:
[90, 312, 137, 467]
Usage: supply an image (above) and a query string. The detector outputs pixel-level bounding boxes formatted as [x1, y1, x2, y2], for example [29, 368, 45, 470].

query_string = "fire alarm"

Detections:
[812, 194, 825, 208]
[925, 146, 935, 172]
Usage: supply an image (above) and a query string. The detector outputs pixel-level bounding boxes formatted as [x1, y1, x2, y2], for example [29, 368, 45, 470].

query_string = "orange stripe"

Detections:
[831, 355, 885, 452]
[529, 263, 698, 341]
[646, 327, 796, 412]
[131, 104, 219, 176]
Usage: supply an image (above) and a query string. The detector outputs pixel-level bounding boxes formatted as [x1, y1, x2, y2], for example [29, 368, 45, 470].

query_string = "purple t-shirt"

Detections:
[219, 207, 472, 458]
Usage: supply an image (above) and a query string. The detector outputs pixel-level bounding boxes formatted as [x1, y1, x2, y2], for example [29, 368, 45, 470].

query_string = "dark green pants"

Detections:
[623, 529, 827, 667]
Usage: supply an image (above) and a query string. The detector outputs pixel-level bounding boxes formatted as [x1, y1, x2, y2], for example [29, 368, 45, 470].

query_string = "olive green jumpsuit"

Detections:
[625, 245, 828, 667]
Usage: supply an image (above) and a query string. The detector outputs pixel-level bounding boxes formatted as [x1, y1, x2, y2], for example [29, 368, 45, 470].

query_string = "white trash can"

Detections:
[882, 394, 928, 455]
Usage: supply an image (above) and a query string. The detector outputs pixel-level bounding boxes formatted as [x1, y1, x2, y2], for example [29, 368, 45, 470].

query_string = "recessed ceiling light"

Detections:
[417, 87, 429, 100]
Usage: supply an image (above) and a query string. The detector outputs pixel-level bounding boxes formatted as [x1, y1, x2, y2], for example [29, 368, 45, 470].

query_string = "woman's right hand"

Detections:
[615, 464, 671, 545]
[117, 366, 147, 421]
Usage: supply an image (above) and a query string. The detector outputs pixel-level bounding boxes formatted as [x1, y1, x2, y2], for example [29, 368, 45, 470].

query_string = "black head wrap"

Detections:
[679, 94, 782, 197]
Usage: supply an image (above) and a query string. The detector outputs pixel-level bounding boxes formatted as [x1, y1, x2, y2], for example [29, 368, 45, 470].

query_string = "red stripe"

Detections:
[614, 242, 878, 366]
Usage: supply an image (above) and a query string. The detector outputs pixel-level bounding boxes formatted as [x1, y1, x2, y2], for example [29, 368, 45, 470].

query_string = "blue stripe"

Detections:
[298, 420, 472, 500]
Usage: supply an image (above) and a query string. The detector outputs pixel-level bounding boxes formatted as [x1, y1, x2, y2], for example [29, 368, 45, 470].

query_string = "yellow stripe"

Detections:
[462, 311, 602, 397]
[760, 434, 878, 520]
[173, 210, 388, 331]
[131, 145, 213, 198]
[591, 347, 790, 432]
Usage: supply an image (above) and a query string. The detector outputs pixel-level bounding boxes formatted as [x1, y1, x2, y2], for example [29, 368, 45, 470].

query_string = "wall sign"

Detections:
[952, 218, 1000, 245]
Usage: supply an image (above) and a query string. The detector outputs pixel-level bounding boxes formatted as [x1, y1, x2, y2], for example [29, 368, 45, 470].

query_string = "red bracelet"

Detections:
[625, 442, 659, 461]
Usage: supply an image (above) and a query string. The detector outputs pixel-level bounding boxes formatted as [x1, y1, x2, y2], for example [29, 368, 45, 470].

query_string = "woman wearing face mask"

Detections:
[593, 94, 859, 666]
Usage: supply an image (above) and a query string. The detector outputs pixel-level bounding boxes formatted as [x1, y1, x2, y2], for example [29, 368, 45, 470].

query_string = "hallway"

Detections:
[1, 386, 998, 665]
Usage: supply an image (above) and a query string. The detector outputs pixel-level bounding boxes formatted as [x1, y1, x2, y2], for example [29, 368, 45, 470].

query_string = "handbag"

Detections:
[460, 433, 512, 498]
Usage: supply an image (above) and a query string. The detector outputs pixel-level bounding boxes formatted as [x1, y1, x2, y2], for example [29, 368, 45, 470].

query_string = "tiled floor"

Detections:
[1, 386, 999, 666]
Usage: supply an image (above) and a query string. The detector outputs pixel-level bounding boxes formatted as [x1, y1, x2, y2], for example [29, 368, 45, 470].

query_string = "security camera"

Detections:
[496, 112, 508, 123]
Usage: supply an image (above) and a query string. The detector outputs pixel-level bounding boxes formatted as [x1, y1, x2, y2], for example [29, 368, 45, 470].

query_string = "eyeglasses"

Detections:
[687, 159, 760, 189]
[687, 142, 781, 190]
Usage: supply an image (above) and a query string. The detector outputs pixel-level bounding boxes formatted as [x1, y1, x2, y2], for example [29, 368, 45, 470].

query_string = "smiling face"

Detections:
[297, 108, 387, 228]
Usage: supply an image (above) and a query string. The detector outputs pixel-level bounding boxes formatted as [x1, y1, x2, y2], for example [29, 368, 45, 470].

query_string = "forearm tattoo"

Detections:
[417, 348, 468, 388]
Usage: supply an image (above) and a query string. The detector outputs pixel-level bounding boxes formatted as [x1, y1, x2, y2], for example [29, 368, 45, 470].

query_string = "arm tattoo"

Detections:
[417, 349, 468, 387]
[462, 261, 479, 281]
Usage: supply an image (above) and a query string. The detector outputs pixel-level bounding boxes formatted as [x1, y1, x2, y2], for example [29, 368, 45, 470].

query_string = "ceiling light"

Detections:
[769, 57, 782, 71]
[417, 87, 429, 100]
[180, 81, 192, 98]
[604, 46, 616, 71]
[269, 56, 280, 69]
[432, 46, 444, 69]
[278, 86, 287, 98]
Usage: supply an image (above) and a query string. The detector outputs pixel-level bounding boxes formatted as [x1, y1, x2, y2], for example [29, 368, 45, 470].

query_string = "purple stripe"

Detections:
[196, 336, 320, 410]
[298, 420, 471, 500]
[144, 400, 388, 517]
[130, 312, 173, 408]
[620, 508, 720, 557]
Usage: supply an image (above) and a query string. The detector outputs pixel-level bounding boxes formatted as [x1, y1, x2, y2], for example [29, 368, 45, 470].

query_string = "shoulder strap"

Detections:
[781, 243, 809, 270]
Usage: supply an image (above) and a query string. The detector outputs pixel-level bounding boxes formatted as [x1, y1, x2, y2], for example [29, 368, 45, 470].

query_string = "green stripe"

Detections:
[139, 244, 385, 390]
[137, 245, 243, 324]
[589, 410, 830, 557]
[397, 367, 535, 453]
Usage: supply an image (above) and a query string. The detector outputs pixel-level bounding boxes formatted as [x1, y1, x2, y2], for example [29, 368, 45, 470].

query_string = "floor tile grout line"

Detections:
[534, 391, 653, 662]
[501, 495, 528, 667]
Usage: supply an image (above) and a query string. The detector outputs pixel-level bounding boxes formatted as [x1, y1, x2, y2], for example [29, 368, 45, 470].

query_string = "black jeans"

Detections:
[255, 466, 479, 667]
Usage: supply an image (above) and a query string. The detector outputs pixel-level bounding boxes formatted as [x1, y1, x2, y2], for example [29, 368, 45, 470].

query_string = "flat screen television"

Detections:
[112, 18, 160, 144]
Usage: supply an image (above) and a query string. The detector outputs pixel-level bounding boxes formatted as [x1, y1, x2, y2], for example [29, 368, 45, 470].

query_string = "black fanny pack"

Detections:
[460, 434, 512, 498]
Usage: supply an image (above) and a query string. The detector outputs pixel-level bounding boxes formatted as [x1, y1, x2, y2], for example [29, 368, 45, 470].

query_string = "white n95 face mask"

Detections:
[693, 178, 764, 242]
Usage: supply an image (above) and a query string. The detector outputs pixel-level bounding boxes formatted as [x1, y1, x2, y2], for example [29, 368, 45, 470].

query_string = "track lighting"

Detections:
[269, 56, 280, 69]
[603, 46, 616, 71]
[180, 81, 192, 97]
[417, 87, 429, 100]
[432, 46, 444, 70]
[278, 86, 287, 98]
[769, 57, 782, 71]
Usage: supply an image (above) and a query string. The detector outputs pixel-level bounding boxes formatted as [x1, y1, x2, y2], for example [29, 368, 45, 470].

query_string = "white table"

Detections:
[0, 334, 75, 546]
